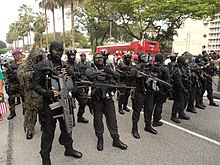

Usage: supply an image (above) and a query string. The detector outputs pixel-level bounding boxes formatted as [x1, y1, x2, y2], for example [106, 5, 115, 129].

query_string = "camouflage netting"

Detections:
[17, 46, 44, 133]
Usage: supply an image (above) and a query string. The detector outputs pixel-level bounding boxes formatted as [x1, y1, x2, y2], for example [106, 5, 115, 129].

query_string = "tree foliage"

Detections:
[82, 0, 220, 51]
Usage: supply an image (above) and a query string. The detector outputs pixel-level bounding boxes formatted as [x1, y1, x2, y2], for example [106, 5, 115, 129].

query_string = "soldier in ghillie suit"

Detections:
[17, 47, 44, 139]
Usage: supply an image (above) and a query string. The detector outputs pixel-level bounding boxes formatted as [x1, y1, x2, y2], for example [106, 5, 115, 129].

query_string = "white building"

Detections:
[172, 18, 209, 55]
[172, 15, 220, 55]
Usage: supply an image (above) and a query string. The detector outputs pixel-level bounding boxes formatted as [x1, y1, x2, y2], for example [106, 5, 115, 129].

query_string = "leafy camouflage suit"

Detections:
[17, 47, 44, 135]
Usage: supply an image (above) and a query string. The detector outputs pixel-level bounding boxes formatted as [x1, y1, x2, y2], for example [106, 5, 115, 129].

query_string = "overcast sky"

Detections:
[0, 0, 69, 43]
[0, 0, 38, 42]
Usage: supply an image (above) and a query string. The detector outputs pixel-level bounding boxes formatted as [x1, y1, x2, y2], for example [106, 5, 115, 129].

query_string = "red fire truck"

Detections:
[96, 40, 160, 55]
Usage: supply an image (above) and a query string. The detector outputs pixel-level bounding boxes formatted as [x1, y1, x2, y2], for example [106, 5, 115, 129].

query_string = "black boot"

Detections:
[7, 111, 16, 120]
[42, 157, 51, 165]
[64, 145, 82, 158]
[171, 114, 181, 123]
[77, 116, 89, 123]
[195, 104, 205, 109]
[132, 122, 140, 139]
[200, 102, 206, 108]
[118, 106, 124, 114]
[144, 126, 157, 134]
[186, 108, 197, 114]
[97, 137, 103, 151]
[178, 113, 190, 120]
[112, 137, 127, 150]
[152, 121, 163, 127]
[209, 101, 219, 107]
[26, 130, 33, 140]
[123, 106, 130, 112]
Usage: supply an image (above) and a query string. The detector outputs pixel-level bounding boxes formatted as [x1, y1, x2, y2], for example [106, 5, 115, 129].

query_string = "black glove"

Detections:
[75, 72, 81, 77]
[45, 90, 54, 98]
[103, 73, 113, 79]
[130, 68, 138, 77]
[104, 67, 113, 74]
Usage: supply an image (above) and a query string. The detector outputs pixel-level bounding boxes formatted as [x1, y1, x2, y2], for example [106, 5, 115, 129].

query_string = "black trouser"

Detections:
[118, 89, 131, 108]
[40, 103, 73, 159]
[171, 91, 187, 116]
[153, 92, 167, 122]
[75, 88, 87, 118]
[92, 97, 119, 139]
[187, 85, 197, 110]
[206, 81, 214, 103]
[132, 91, 154, 127]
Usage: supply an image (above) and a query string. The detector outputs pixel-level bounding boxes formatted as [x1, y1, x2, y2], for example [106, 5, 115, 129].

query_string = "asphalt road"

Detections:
[0, 94, 219, 165]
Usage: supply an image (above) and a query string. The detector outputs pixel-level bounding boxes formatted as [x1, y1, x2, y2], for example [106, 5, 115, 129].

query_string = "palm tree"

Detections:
[38, 0, 49, 51]
[56, 0, 67, 51]
[33, 12, 47, 48]
[18, 4, 34, 47]
[66, 0, 84, 48]
[38, 0, 58, 41]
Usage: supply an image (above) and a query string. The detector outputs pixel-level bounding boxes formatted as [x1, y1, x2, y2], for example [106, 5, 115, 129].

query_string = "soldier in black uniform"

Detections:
[33, 41, 82, 165]
[130, 52, 157, 139]
[194, 54, 206, 109]
[66, 49, 89, 123]
[116, 53, 134, 114]
[182, 52, 200, 113]
[85, 53, 127, 151]
[201, 53, 219, 107]
[78, 52, 91, 75]
[3, 49, 25, 120]
[152, 53, 171, 127]
[170, 56, 190, 123]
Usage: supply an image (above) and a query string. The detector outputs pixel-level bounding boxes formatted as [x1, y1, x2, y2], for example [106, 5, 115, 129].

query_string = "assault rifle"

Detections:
[44, 67, 75, 135]
[117, 68, 172, 89]
[138, 71, 172, 89]
[92, 79, 135, 100]
[116, 68, 131, 77]
[199, 69, 217, 86]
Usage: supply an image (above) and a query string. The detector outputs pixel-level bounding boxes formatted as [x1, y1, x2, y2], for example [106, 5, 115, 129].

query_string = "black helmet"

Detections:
[154, 52, 164, 63]
[66, 49, 77, 56]
[123, 53, 132, 58]
[100, 49, 109, 56]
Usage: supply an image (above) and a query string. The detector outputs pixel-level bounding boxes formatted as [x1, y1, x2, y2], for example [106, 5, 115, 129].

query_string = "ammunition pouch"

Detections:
[49, 102, 64, 119]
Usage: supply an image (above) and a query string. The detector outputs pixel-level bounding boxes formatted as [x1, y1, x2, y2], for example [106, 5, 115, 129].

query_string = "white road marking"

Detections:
[127, 106, 220, 146]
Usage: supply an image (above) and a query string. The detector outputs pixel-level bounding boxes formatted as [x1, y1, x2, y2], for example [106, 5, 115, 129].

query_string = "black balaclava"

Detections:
[123, 53, 132, 65]
[170, 54, 177, 62]
[177, 56, 186, 66]
[138, 52, 149, 63]
[68, 54, 76, 64]
[182, 51, 192, 63]
[93, 53, 104, 69]
[100, 49, 109, 65]
[49, 40, 64, 63]
[154, 53, 164, 63]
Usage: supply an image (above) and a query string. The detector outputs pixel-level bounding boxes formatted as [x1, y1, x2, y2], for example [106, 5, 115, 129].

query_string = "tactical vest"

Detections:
[6, 60, 20, 84]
